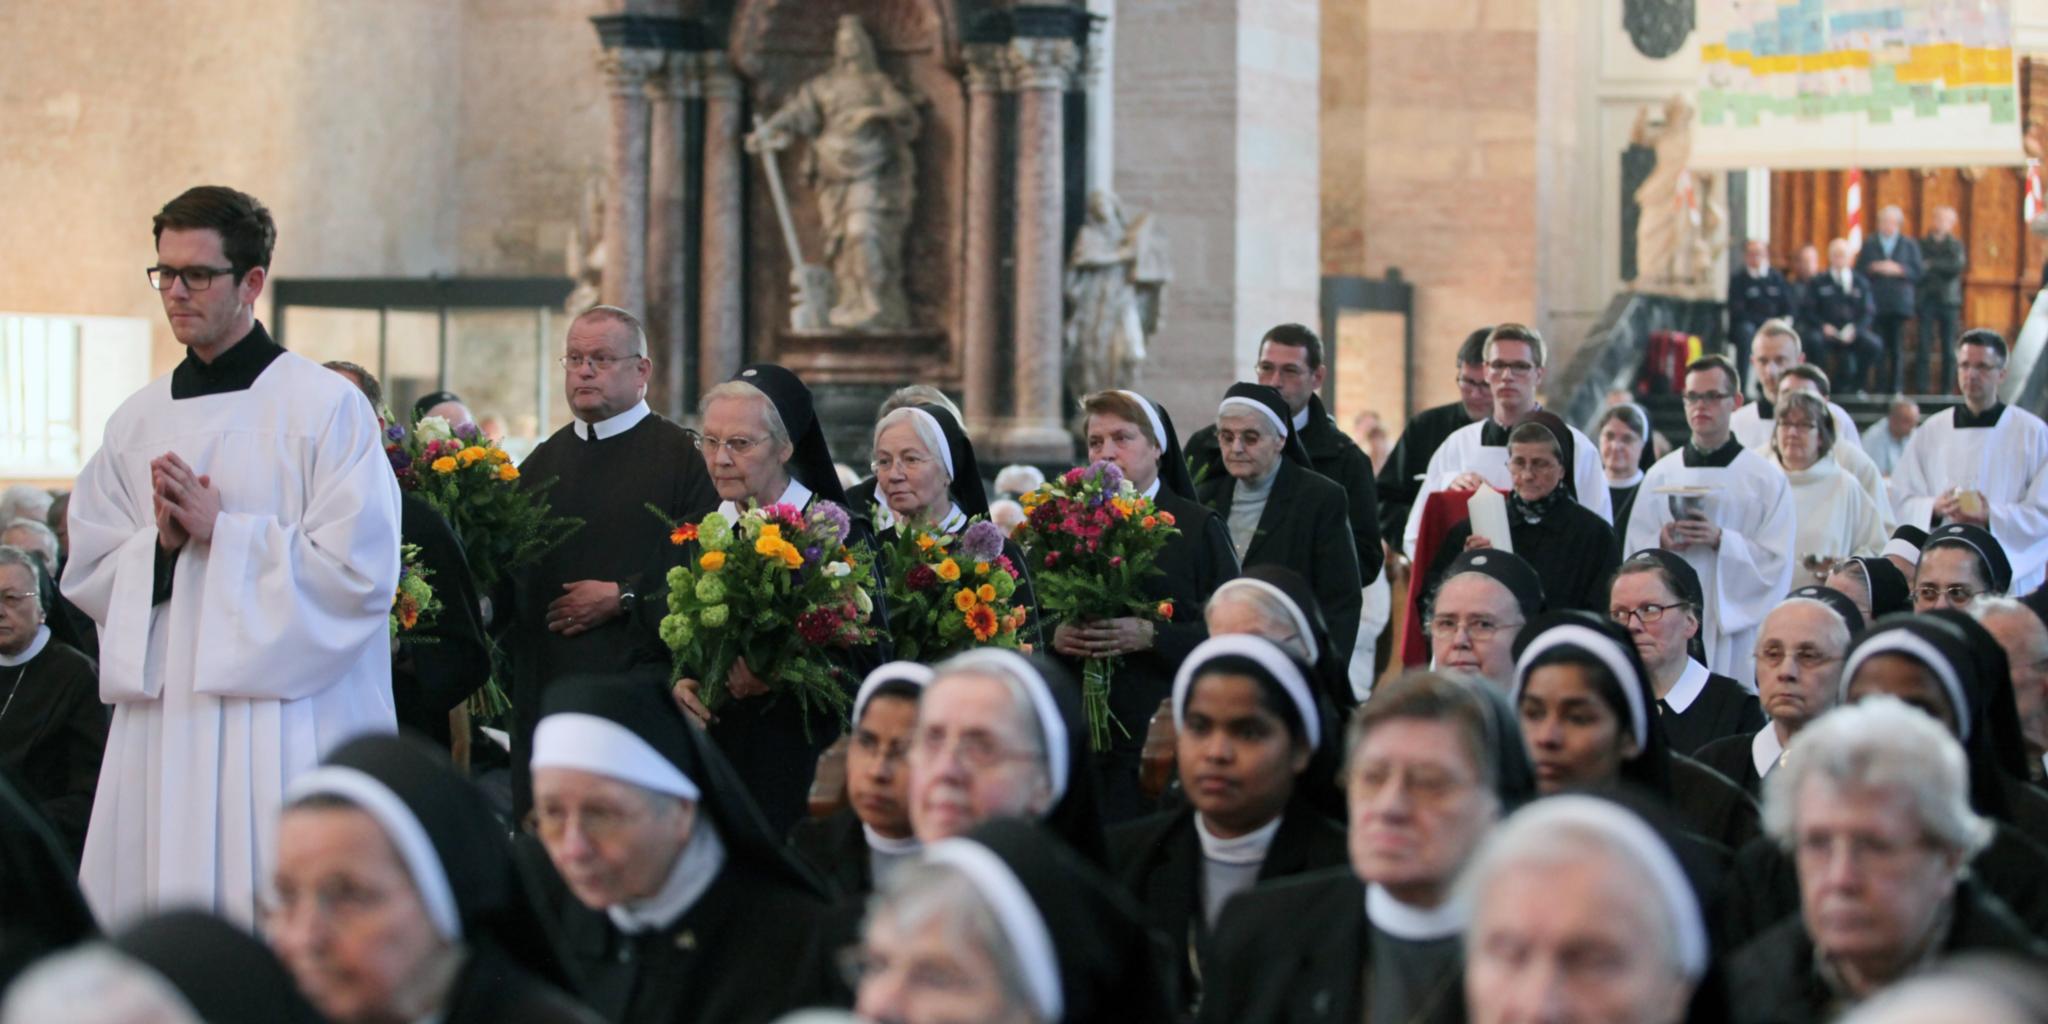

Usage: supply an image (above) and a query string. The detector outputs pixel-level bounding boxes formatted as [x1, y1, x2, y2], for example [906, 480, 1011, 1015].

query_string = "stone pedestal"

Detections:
[998, 35, 1081, 465]
[699, 52, 747, 394]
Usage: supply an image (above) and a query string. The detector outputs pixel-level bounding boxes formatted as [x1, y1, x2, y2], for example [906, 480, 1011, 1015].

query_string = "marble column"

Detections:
[960, 44, 1007, 435]
[599, 47, 662, 318]
[698, 51, 746, 394]
[647, 52, 698, 419]
[1001, 37, 1080, 462]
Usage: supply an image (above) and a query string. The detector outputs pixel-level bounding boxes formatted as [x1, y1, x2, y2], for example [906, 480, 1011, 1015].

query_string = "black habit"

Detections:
[0, 772, 95, 990]
[1375, 399, 1477, 552]
[1198, 459, 1363, 660]
[1187, 393, 1384, 584]
[0, 633, 105, 859]
[1423, 499, 1618, 616]
[786, 805, 873, 902]
[504, 411, 718, 814]
[1693, 730, 1766, 799]
[1661, 671, 1765, 758]
[395, 492, 491, 746]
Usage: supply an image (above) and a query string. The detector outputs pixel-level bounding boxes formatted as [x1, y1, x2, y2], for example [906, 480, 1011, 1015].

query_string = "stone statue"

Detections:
[1063, 190, 1170, 398]
[1630, 95, 1725, 299]
[747, 15, 921, 332]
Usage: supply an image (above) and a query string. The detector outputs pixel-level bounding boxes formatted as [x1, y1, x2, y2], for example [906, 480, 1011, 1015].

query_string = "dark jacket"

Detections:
[1798, 271, 1879, 343]
[1197, 461, 1363, 661]
[395, 492, 491, 746]
[1694, 730, 1765, 799]
[1726, 878, 2047, 1024]
[1376, 401, 1477, 553]
[442, 944, 607, 1024]
[1188, 394, 1384, 583]
[787, 807, 871, 902]
[1919, 232, 1968, 307]
[1856, 233, 1925, 316]
[1728, 268, 1799, 340]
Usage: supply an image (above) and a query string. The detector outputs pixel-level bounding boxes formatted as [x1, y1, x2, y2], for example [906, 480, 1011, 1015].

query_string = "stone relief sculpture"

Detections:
[746, 15, 921, 332]
[1630, 95, 1725, 300]
[1063, 190, 1170, 398]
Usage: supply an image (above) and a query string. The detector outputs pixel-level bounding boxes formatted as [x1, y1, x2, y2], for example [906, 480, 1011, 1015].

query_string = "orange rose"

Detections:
[977, 583, 997, 603]
[954, 589, 979, 611]
[700, 551, 727, 571]
[495, 463, 519, 482]
[1156, 600, 1174, 619]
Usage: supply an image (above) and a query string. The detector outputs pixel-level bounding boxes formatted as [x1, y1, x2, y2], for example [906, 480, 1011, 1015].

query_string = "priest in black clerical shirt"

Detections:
[1375, 327, 1492, 552]
[503, 306, 718, 816]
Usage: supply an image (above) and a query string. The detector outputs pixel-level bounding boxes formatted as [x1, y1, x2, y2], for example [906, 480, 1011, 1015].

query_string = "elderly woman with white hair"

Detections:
[1460, 794, 1710, 1024]
[1726, 698, 2047, 1021]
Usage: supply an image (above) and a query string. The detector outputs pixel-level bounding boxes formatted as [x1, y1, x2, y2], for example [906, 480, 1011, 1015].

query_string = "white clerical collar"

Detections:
[1609, 468, 1644, 489]
[1291, 404, 1310, 430]
[863, 823, 922, 856]
[1140, 477, 1161, 501]
[1751, 724, 1786, 781]
[1749, 267, 1767, 278]
[572, 399, 651, 441]
[875, 502, 967, 535]
[0, 625, 50, 667]
[1662, 658, 1710, 715]
[607, 820, 726, 934]
[718, 477, 814, 520]
[1194, 813, 1281, 866]
[1365, 884, 1467, 941]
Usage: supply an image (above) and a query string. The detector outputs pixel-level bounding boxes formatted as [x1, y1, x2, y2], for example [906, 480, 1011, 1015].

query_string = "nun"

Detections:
[271, 735, 601, 1024]
[1200, 670, 1536, 1024]
[0, 545, 105, 860]
[682, 362, 885, 836]
[1825, 554, 1913, 624]
[868, 401, 1041, 651]
[852, 818, 1173, 1024]
[1424, 412, 1620, 615]
[1461, 796, 1710, 1024]
[0, 773, 96, 990]
[1610, 550, 1764, 756]
[906, 649, 1108, 864]
[1106, 636, 1345, 1011]
[1196, 382, 1362, 663]
[4, 910, 323, 1024]
[788, 661, 931, 900]
[1694, 589, 1862, 798]
[528, 672, 840, 1024]
[1059, 390, 1237, 821]
[1205, 565, 1354, 710]
[1596, 403, 1654, 561]
[1427, 548, 1546, 691]
[1914, 523, 2012, 612]
[1511, 612, 1763, 853]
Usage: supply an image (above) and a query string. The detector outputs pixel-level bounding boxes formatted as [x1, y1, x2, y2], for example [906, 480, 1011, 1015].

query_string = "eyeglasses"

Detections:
[1609, 602, 1689, 628]
[1914, 583, 1979, 605]
[698, 433, 768, 457]
[1455, 374, 1490, 391]
[558, 353, 638, 372]
[870, 451, 934, 474]
[1681, 391, 1733, 405]
[1216, 428, 1268, 449]
[1755, 644, 1841, 669]
[525, 801, 655, 844]
[146, 264, 237, 292]
[1486, 360, 1536, 377]
[910, 726, 1040, 774]
[1775, 419, 1819, 433]
[1428, 615, 1521, 642]
[0, 589, 38, 607]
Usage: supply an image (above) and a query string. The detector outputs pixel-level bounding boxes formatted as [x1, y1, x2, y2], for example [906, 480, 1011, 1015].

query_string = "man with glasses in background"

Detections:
[502, 304, 718, 815]
[61, 186, 401, 926]
[1890, 328, 2048, 595]
[1625, 354, 1796, 675]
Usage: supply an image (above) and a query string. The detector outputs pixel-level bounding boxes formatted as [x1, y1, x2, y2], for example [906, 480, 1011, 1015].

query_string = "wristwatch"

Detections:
[618, 588, 638, 615]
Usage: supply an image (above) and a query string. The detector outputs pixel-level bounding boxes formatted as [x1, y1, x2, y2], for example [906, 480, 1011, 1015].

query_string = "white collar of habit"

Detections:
[573, 399, 651, 441]
[0, 625, 50, 667]
[718, 477, 814, 521]
[1292, 404, 1310, 431]
[863, 823, 921, 856]
[876, 502, 966, 535]
[607, 819, 727, 935]
[1365, 883, 1467, 941]
[1751, 723, 1785, 781]
[1194, 812, 1282, 866]
[1141, 477, 1161, 501]
[1662, 658, 1711, 715]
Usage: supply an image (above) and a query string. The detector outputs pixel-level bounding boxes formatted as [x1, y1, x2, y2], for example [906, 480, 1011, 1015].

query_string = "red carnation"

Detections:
[797, 607, 842, 645]
[906, 563, 939, 591]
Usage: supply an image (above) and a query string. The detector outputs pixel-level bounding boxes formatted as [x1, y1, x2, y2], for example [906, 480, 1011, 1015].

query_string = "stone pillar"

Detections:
[1000, 36, 1080, 463]
[599, 47, 661, 317]
[647, 53, 698, 419]
[698, 51, 746, 394]
[960, 44, 1008, 434]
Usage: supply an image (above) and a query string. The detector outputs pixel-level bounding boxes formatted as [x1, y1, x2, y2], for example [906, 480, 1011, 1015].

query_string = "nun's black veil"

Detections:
[912, 403, 990, 519]
[1845, 555, 1912, 619]
[1219, 381, 1311, 468]
[1019, 654, 1111, 867]
[0, 772, 95, 988]
[539, 671, 827, 896]
[733, 363, 849, 508]
[315, 733, 577, 989]
[1512, 610, 1675, 799]
[110, 911, 324, 1024]
[1237, 563, 1351, 711]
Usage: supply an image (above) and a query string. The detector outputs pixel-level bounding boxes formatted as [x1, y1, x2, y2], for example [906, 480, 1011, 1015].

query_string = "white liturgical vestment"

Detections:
[1889, 403, 2048, 594]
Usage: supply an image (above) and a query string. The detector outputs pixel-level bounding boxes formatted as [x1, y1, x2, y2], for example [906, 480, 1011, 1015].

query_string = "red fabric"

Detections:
[1400, 488, 1478, 667]
[1638, 330, 1692, 397]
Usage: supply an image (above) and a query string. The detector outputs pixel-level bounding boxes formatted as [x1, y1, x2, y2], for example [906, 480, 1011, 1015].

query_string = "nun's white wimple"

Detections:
[1218, 395, 1288, 439]
[1881, 535, 1922, 568]
[1210, 578, 1317, 663]
[854, 661, 935, 728]
[287, 766, 462, 941]
[1513, 625, 1649, 751]
[532, 713, 701, 801]
[902, 407, 956, 481]
[924, 839, 1063, 1021]
[936, 649, 1069, 802]
[1171, 634, 1322, 751]
[1840, 631, 1972, 743]
[1114, 390, 1168, 451]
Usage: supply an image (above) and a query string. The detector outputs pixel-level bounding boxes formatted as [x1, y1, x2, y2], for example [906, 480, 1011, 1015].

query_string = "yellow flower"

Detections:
[457, 446, 487, 466]
[495, 463, 519, 482]
[489, 448, 511, 464]
[915, 533, 937, 552]
[954, 589, 978, 611]
[779, 543, 803, 569]
[935, 558, 960, 582]
[759, 524, 782, 542]
[431, 456, 458, 474]
[699, 551, 727, 571]
[975, 561, 990, 576]
[977, 583, 997, 603]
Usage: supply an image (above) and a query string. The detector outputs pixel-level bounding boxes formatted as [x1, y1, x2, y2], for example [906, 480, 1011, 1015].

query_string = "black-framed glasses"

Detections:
[1609, 602, 1689, 627]
[1486, 360, 1536, 377]
[146, 264, 238, 292]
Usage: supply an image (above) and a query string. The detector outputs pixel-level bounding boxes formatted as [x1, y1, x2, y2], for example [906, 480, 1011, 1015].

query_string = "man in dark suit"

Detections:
[1916, 205, 1968, 395]
[1727, 238, 1798, 396]
[1800, 238, 1881, 395]
[1374, 328, 1492, 554]
[1857, 204, 1925, 393]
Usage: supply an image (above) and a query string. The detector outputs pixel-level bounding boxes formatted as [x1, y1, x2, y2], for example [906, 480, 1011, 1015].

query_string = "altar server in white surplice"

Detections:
[1626, 355, 1796, 676]
[1889, 329, 2048, 595]
[1403, 323, 1610, 554]
[61, 187, 401, 927]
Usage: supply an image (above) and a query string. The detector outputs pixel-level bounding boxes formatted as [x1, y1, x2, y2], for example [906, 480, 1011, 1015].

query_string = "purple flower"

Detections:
[1089, 459, 1124, 492]
[959, 520, 1006, 562]
[384, 424, 406, 443]
[808, 501, 852, 546]
[454, 421, 480, 441]
[803, 545, 822, 563]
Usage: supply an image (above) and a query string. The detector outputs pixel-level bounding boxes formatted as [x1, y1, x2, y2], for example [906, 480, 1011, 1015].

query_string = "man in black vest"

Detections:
[1727, 238, 1797, 395]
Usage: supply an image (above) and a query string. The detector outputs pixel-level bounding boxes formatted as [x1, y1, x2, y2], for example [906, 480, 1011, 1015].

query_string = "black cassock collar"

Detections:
[171, 322, 282, 399]
[1479, 407, 1543, 447]
[1954, 402, 2006, 429]
[1681, 436, 1743, 468]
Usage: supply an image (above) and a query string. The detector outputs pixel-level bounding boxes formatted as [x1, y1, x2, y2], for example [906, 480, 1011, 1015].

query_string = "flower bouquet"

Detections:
[877, 517, 1031, 662]
[657, 501, 879, 726]
[387, 416, 579, 592]
[1012, 460, 1180, 749]
[389, 543, 440, 640]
